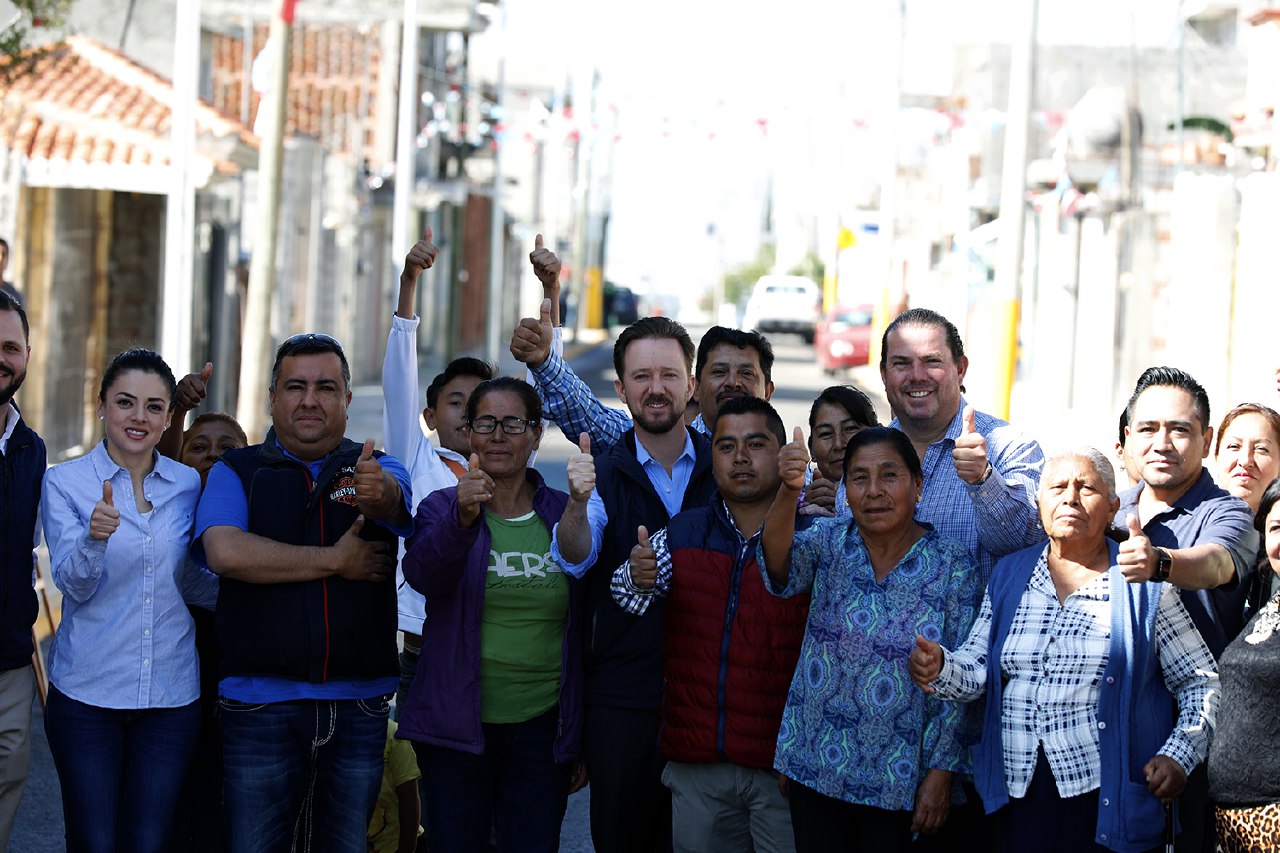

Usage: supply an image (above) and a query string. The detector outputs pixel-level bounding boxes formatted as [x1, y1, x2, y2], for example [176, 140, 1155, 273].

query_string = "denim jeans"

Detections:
[413, 705, 573, 853]
[44, 684, 200, 853]
[219, 695, 391, 853]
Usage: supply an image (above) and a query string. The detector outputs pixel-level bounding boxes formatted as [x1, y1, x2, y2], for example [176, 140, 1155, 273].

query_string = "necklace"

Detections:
[1244, 593, 1280, 645]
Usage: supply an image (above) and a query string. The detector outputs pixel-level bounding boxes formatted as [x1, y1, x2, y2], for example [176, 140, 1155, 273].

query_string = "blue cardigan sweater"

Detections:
[973, 541, 1174, 853]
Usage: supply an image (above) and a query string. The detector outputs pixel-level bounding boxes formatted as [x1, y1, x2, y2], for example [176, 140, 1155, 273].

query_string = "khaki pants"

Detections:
[0, 665, 34, 849]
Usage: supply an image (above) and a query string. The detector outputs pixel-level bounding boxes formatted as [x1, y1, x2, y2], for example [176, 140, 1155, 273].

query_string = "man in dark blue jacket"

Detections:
[0, 291, 44, 849]
[197, 334, 413, 852]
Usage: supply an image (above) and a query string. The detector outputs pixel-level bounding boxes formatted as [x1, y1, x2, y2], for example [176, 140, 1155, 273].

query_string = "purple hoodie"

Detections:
[396, 468, 584, 762]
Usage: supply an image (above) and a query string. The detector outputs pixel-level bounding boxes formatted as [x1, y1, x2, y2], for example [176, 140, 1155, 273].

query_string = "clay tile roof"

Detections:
[0, 36, 257, 191]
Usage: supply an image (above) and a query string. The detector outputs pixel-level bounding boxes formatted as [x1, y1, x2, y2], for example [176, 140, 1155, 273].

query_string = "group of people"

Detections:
[0, 227, 1273, 853]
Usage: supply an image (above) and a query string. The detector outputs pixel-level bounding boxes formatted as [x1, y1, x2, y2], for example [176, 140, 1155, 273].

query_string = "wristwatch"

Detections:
[1152, 547, 1173, 583]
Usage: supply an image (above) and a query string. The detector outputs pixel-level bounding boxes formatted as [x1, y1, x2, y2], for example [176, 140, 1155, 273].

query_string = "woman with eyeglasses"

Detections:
[40, 348, 219, 853]
[398, 376, 594, 853]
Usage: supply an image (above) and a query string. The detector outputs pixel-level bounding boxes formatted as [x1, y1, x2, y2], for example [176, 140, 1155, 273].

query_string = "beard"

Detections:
[631, 395, 684, 435]
[0, 365, 26, 408]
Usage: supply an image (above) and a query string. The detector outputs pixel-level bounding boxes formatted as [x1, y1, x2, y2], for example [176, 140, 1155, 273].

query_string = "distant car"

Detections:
[815, 305, 874, 373]
[741, 275, 822, 343]
[605, 286, 640, 326]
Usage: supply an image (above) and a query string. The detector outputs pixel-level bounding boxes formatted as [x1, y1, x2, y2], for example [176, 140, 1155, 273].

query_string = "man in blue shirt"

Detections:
[0, 291, 43, 850]
[879, 308, 1046, 582]
[196, 333, 413, 852]
[1113, 365, 1258, 853]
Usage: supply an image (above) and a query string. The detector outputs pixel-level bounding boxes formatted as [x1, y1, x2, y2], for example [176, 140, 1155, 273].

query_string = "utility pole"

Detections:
[392, 0, 419, 297]
[161, 0, 200, 377]
[486, 1, 507, 364]
[237, 0, 296, 440]
[992, 0, 1038, 420]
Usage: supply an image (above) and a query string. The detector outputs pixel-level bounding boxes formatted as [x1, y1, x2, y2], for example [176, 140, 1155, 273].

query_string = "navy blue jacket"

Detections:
[0, 410, 44, 671]
[216, 431, 399, 683]
[585, 427, 715, 709]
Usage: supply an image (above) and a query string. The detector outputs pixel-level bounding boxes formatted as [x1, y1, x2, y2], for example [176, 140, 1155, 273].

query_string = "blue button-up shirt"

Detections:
[41, 441, 217, 709]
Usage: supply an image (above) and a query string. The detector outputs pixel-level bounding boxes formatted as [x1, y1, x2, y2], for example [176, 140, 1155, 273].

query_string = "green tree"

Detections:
[0, 1, 73, 81]
[723, 243, 776, 306]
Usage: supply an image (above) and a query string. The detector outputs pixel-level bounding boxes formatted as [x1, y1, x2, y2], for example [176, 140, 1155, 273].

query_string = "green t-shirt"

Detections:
[481, 511, 568, 724]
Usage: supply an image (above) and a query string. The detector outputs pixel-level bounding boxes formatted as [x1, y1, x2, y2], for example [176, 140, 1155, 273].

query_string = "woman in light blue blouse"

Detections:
[761, 426, 981, 852]
[41, 348, 217, 853]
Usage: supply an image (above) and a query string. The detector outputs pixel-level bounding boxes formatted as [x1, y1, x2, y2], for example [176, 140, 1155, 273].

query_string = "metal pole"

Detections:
[392, 0, 419, 292]
[992, 0, 1038, 420]
[161, 0, 200, 375]
[486, 1, 507, 363]
[236, 0, 295, 440]
[1175, 0, 1185, 173]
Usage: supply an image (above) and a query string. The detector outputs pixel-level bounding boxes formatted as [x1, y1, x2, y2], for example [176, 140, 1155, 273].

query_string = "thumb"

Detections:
[1127, 513, 1144, 538]
[915, 635, 939, 656]
[348, 514, 365, 535]
[792, 425, 804, 445]
[359, 438, 375, 463]
[102, 480, 113, 506]
[469, 453, 481, 472]
[535, 233, 544, 251]
[200, 361, 214, 383]
[540, 297, 552, 326]
[423, 225, 433, 244]
[579, 432, 591, 455]
[961, 405, 976, 434]
[637, 525, 650, 548]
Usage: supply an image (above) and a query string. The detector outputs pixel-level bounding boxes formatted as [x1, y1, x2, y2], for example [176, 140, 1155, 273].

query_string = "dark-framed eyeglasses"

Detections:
[468, 416, 534, 435]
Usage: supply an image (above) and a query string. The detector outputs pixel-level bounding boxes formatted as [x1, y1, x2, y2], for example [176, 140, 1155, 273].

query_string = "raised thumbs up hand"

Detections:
[354, 439, 386, 507]
[778, 426, 810, 492]
[629, 525, 658, 590]
[402, 226, 440, 281]
[509, 297, 554, 368]
[800, 469, 837, 517]
[90, 480, 121, 541]
[456, 452, 495, 527]
[529, 233, 561, 291]
[566, 433, 596, 502]
[174, 362, 214, 411]
[1117, 513, 1159, 583]
[908, 635, 945, 692]
[952, 405, 990, 485]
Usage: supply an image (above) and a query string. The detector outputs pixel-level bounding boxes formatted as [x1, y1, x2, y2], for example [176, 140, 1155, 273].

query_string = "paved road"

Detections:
[10, 329, 884, 852]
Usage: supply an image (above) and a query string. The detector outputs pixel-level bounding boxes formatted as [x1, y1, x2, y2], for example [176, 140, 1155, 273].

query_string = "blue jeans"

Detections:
[219, 695, 390, 853]
[44, 684, 200, 853]
[413, 705, 573, 853]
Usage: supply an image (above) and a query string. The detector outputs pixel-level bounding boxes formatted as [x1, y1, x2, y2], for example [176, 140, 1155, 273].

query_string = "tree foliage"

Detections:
[0, 1, 73, 82]
[723, 243, 776, 306]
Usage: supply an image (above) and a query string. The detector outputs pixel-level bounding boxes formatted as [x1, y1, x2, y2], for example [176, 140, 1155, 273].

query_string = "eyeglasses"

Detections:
[281, 332, 343, 349]
[468, 416, 534, 435]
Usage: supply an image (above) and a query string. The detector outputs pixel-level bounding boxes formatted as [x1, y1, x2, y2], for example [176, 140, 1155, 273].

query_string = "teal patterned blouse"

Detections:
[759, 518, 981, 810]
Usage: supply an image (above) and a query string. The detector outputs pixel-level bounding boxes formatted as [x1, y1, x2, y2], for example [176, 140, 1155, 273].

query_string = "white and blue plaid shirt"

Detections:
[932, 551, 1218, 799]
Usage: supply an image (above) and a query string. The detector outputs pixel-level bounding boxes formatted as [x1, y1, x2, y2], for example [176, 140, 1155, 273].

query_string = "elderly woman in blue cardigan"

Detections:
[910, 448, 1219, 853]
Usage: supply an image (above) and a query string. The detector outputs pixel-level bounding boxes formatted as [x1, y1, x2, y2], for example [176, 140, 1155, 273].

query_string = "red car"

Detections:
[814, 305, 874, 373]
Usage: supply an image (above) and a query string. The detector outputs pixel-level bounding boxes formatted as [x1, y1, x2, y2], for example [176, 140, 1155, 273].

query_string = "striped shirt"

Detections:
[932, 551, 1219, 798]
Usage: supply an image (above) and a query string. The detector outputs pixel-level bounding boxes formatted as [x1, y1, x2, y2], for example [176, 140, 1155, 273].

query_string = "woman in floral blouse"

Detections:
[760, 426, 981, 851]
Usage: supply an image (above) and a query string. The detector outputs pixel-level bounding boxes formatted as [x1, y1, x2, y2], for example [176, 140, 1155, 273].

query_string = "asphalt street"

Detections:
[9, 328, 885, 852]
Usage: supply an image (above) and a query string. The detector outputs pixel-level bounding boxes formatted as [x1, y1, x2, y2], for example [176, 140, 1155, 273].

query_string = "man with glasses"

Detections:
[196, 333, 414, 851]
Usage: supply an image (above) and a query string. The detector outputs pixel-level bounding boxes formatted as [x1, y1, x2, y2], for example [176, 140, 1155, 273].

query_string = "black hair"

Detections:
[1255, 478, 1280, 538]
[712, 395, 786, 447]
[466, 376, 544, 425]
[1125, 366, 1211, 432]
[181, 412, 249, 455]
[842, 425, 923, 481]
[808, 385, 880, 434]
[426, 357, 496, 409]
[878, 307, 965, 371]
[270, 334, 351, 391]
[99, 348, 178, 409]
[0, 289, 28, 342]
[695, 326, 775, 383]
[1118, 408, 1129, 448]
[612, 317, 695, 379]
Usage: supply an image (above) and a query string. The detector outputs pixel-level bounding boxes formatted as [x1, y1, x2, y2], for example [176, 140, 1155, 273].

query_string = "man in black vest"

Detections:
[0, 291, 43, 850]
[196, 333, 413, 852]
[542, 317, 717, 853]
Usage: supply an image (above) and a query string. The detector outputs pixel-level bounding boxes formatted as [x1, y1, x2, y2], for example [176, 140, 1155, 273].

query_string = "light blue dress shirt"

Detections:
[41, 441, 217, 709]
